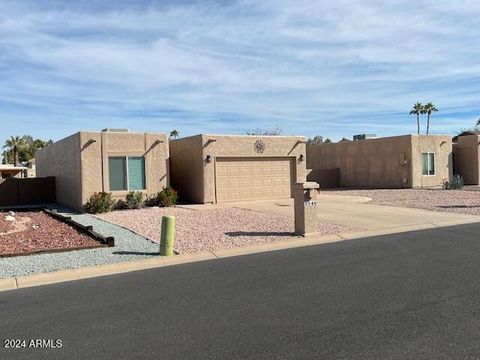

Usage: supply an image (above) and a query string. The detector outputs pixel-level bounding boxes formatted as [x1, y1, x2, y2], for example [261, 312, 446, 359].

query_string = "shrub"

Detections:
[125, 191, 144, 209]
[83, 192, 115, 214]
[157, 186, 178, 207]
[442, 175, 465, 190]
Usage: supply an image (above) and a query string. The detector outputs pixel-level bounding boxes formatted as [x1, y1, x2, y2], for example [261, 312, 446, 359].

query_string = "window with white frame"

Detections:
[108, 156, 146, 191]
[421, 152, 435, 176]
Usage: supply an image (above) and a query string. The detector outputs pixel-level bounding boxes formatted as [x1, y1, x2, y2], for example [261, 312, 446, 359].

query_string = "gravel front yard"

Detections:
[0, 211, 159, 279]
[0, 211, 100, 256]
[324, 189, 480, 215]
[97, 207, 353, 254]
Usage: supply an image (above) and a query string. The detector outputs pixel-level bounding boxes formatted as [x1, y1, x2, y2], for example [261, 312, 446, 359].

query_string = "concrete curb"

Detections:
[1, 218, 479, 293]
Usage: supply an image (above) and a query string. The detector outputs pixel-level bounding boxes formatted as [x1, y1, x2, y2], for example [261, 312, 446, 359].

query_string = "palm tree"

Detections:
[409, 102, 424, 135]
[423, 103, 438, 135]
[169, 130, 179, 139]
[3, 136, 26, 166]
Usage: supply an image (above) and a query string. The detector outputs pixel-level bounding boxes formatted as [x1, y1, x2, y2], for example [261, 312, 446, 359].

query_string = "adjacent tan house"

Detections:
[0, 164, 29, 179]
[453, 134, 480, 185]
[36, 130, 169, 210]
[170, 134, 307, 203]
[307, 135, 453, 188]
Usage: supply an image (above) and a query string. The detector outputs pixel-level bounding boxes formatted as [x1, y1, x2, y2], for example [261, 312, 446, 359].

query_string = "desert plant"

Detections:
[157, 186, 178, 207]
[442, 175, 465, 190]
[125, 191, 144, 209]
[83, 192, 116, 214]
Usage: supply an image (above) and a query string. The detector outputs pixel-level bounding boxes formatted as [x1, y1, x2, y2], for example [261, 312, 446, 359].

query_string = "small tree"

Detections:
[424, 103, 438, 135]
[307, 135, 324, 145]
[409, 102, 424, 135]
[169, 130, 180, 139]
[246, 126, 282, 136]
[476, 118, 480, 127]
[324, 138, 332, 143]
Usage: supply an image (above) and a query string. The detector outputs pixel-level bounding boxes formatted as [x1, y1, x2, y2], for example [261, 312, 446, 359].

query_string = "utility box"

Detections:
[293, 182, 320, 236]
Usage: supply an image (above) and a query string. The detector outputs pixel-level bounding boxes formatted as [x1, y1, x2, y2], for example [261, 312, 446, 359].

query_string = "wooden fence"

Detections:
[0, 176, 55, 207]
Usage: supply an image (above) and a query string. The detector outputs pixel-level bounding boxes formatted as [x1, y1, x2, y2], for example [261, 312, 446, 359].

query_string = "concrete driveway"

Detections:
[224, 194, 480, 232]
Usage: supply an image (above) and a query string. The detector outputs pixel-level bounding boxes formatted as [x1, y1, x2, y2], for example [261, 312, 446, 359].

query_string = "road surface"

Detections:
[2, 223, 480, 359]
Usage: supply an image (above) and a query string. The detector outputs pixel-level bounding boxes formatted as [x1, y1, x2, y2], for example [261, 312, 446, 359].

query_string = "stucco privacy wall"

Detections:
[80, 131, 169, 205]
[307, 135, 413, 188]
[307, 135, 452, 188]
[36, 133, 82, 209]
[169, 135, 204, 203]
[453, 135, 480, 185]
[169, 134, 307, 203]
[410, 135, 452, 188]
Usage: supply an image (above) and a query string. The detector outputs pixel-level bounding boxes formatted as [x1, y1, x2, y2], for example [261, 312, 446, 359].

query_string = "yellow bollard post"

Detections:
[160, 216, 176, 256]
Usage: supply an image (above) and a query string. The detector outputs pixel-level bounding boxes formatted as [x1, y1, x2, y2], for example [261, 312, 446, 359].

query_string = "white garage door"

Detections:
[215, 157, 293, 202]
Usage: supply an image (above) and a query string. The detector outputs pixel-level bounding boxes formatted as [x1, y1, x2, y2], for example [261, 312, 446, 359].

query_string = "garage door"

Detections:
[215, 157, 293, 202]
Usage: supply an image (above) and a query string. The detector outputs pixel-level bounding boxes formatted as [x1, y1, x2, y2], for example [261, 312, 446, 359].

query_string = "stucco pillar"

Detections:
[293, 182, 320, 236]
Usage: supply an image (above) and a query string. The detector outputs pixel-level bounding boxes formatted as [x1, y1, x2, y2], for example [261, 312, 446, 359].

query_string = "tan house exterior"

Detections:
[453, 134, 480, 185]
[36, 130, 169, 210]
[0, 165, 28, 179]
[170, 134, 307, 203]
[307, 135, 452, 188]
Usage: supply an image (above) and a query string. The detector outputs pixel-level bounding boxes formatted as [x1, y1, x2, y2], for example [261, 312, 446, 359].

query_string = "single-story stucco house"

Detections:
[453, 134, 480, 185]
[169, 134, 307, 203]
[0, 164, 29, 179]
[36, 129, 169, 210]
[306, 134, 453, 188]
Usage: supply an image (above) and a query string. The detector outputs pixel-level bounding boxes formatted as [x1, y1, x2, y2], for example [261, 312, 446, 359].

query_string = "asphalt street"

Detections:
[1, 223, 480, 359]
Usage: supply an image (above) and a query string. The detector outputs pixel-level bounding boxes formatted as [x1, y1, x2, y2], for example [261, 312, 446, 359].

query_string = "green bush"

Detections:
[443, 175, 465, 190]
[83, 192, 115, 214]
[125, 191, 144, 209]
[157, 186, 178, 207]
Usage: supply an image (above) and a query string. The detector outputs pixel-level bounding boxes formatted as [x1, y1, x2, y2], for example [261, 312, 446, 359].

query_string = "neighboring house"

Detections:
[23, 158, 36, 178]
[453, 134, 480, 185]
[36, 129, 169, 210]
[170, 134, 306, 203]
[0, 164, 28, 179]
[307, 135, 453, 188]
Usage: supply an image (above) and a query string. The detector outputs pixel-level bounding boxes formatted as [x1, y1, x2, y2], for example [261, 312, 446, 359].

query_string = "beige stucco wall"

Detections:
[80, 131, 169, 205]
[202, 134, 306, 203]
[36, 133, 83, 209]
[453, 135, 480, 185]
[307, 135, 452, 189]
[170, 134, 307, 203]
[37, 131, 169, 211]
[307, 135, 413, 188]
[410, 135, 452, 188]
[169, 135, 205, 203]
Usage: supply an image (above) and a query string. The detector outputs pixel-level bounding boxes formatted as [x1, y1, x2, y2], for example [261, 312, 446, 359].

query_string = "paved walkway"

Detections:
[184, 194, 480, 231]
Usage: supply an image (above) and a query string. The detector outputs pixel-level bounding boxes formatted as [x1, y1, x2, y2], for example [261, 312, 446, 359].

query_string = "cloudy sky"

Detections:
[0, 0, 479, 147]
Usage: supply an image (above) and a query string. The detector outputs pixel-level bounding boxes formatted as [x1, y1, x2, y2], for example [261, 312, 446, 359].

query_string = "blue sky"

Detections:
[0, 0, 479, 148]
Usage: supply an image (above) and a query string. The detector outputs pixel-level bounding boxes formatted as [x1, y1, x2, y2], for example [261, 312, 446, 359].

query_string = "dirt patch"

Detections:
[97, 207, 354, 254]
[0, 211, 101, 256]
[325, 189, 480, 216]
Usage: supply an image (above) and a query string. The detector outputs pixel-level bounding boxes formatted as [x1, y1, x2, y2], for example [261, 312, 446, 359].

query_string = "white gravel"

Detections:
[0, 211, 159, 279]
[325, 188, 480, 216]
[97, 207, 354, 254]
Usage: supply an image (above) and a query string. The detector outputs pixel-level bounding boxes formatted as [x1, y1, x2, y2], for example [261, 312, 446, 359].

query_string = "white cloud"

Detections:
[0, 0, 479, 144]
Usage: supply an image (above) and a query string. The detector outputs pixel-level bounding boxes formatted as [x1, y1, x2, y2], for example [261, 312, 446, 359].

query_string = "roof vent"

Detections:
[101, 128, 129, 133]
